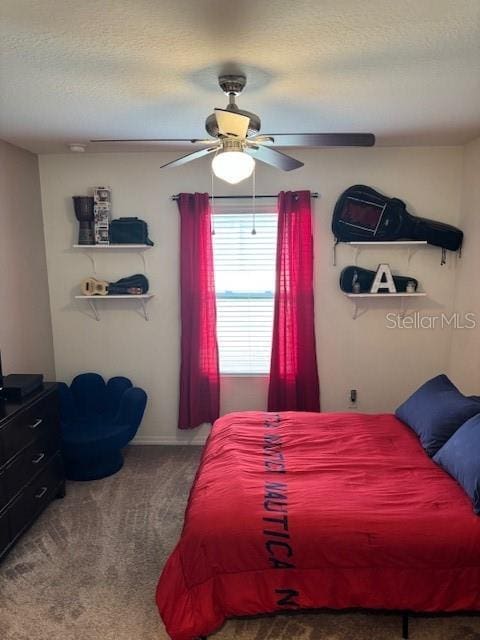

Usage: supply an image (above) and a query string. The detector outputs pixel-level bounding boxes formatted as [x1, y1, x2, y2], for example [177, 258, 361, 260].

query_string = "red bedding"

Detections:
[156, 411, 480, 640]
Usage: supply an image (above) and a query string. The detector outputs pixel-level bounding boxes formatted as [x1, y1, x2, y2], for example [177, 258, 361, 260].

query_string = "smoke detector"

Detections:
[68, 143, 87, 153]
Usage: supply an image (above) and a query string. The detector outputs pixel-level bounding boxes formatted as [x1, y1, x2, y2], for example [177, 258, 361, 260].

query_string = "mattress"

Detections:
[156, 411, 480, 640]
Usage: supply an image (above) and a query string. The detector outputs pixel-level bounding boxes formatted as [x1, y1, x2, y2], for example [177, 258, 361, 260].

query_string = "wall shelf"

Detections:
[346, 241, 428, 246]
[343, 291, 427, 319]
[75, 294, 154, 321]
[72, 244, 152, 272]
[73, 244, 152, 249]
[343, 292, 427, 298]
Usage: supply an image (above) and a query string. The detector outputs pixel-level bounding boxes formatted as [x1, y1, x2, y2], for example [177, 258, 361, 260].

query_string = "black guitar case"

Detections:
[108, 274, 149, 295]
[339, 266, 418, 294]
[332, 185, 463, 252]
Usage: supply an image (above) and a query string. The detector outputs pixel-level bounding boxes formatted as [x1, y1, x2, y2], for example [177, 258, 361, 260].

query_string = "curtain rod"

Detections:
[171, 192, 319, 201]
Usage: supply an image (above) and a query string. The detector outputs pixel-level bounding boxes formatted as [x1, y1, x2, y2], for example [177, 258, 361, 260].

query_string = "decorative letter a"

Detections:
[370, 263, 396, 293]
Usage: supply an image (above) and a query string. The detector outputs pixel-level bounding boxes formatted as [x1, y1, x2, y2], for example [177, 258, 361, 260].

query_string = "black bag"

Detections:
[108, 274, 149, 295]
[332, 185, 462, 252]
[339, 266, 418, 294]
[109, 217, 154, 245]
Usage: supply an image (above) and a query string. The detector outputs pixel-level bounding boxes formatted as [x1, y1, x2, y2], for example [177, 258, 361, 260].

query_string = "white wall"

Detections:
[39, 147, 463, 443]
[448, 137, 480, 391]
[0, 140, 55, 379]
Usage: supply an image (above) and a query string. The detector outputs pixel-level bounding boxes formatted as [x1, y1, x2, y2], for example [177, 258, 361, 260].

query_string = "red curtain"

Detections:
[178, 193, 220, 429]
[268, 190, 320, 412]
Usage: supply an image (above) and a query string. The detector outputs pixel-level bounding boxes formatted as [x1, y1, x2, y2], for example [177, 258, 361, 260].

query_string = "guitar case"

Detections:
[332, 185, 463, 252]
[108, 274, 149, 295]
[340, 266, 418, 294]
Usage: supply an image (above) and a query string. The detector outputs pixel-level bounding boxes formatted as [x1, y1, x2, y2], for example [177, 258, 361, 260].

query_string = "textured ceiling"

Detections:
[1, 0, 479, 154]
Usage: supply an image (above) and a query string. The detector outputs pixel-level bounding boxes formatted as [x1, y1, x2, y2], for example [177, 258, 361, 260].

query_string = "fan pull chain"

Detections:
[251, 165, 257, 235]
[210, 165, 216, 235]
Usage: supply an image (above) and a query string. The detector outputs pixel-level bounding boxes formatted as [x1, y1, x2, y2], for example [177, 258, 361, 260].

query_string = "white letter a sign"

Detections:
[370, 263, 397, 293]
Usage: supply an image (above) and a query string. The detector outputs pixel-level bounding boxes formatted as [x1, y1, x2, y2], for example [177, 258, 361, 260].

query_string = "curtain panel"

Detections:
[268, 190, 320, 412]
[177, 193, 220, 429]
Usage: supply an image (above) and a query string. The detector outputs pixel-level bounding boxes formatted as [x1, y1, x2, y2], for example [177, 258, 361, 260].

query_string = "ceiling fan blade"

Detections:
[160, 146, 219, 169]
[245, 144, 303, 171]
[214, 109, 250, 139]
[90, 138, 212, 144]
[259, 133, 375, 147]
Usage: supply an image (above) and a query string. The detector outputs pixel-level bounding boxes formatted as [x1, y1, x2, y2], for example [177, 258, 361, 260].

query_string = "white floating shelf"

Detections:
[343, 292, 426, 298]
[346, 241, 427, 247]
[343, 291, 427, 319]
[73, 244, 152, 249]
[75, 294, 154, 299]
[75, 294, 154, 321]
[72, 244, 152, 272]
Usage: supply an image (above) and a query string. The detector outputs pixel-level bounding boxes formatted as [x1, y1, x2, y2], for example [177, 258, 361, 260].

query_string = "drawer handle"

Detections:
[29, 418, 43, 430]
[32, 452, 45, 465]
[35, 486, 48, 499]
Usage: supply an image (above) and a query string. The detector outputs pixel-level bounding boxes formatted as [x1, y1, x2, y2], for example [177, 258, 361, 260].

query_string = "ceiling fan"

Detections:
[91, 74, 375, 184]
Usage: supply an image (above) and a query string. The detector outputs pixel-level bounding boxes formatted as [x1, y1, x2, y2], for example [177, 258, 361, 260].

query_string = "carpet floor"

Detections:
[1, 445, 479, 640]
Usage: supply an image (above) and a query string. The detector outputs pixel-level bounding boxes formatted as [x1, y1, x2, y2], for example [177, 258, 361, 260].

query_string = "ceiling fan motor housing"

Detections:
[218, 74, 247, 96]
[205, 74, 261, 138]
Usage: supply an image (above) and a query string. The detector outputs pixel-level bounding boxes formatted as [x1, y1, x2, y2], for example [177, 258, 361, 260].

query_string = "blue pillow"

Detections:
[395, 374, 480, 456]
[434, 414, 480, 514]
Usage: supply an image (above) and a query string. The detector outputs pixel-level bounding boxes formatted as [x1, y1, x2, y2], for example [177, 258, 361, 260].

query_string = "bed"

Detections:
[156, 411, 480, 640]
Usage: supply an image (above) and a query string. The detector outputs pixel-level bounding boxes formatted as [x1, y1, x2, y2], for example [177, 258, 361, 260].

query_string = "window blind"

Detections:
[212, 212, 278, 374]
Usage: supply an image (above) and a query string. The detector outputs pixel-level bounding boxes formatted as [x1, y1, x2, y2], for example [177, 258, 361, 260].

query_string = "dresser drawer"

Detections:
[9, 453, 63, 539]
[0, 508, 9, 555]
[0, 392, 60, 465]
[4, 435, 59, 503]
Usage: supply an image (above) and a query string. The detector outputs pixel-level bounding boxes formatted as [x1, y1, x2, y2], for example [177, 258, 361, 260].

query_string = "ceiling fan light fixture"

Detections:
[211, 150, 255, 184]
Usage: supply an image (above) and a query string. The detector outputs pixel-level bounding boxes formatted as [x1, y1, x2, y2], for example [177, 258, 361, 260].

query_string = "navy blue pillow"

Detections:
[395, 374, 480, 456]
[434, 414, 480, 514]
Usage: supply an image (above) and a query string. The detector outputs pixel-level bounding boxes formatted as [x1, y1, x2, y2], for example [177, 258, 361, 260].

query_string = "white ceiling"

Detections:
[1, 0, 479, 154]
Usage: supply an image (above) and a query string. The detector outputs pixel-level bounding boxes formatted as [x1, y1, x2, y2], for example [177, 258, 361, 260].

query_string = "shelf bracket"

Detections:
[352, 300, 358, 320]
[406, 247, 417, 265]
[76, 247, 148, 274]
[84, 252, 97, 274]
[76, 295, 153, 321]
[87, 299, 100, 321]
[350, 300, 368, 320]
[399, 298, 415, 319]
[347, 295, 424, 320]
[139, 298, 149, 321]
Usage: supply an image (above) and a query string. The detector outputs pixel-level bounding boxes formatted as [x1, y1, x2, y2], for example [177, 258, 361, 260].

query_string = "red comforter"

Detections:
[156, 412, 480, 640]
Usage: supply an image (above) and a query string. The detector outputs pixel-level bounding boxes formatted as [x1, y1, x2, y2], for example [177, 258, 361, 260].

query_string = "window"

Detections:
[212, 210, 278, 374]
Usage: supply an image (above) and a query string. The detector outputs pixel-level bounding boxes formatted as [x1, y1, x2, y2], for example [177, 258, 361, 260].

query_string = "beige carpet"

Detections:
[1, 445, 479, 640]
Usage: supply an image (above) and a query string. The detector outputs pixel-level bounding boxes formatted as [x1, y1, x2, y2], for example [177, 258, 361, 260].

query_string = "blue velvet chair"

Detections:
[58, 373, 147, 481]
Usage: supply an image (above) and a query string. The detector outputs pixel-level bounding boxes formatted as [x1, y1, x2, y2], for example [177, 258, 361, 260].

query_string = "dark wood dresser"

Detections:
[0, 383, 65, 560]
